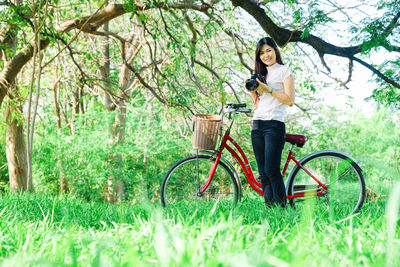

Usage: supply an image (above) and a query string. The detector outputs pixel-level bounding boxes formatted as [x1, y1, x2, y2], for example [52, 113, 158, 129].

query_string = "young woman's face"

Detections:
[259, 44, 277, 66]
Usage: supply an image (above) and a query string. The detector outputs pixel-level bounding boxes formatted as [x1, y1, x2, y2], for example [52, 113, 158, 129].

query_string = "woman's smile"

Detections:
[260, 44, 277, 66]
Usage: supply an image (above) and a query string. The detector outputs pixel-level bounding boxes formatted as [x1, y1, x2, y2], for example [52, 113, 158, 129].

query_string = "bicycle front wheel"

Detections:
[161, 155, 239, 208]
[287, 150, 365, 214]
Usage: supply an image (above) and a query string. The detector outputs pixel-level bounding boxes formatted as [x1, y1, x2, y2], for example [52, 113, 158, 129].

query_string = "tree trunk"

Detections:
[102, 20, 143, 203]
[107, 63, 129, 202]
[109, 97, 127, 201]
[6, 105, 32, 192]
[71, 85, 80, 135]
[142, 96, 155, 199]
[3, 0, 32, 193]
[98, 20, 118, 203]
[52, 57, 68, 194]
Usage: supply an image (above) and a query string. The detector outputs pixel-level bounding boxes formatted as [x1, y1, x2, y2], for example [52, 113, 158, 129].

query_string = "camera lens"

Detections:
[245, 74, 265, 91]
[245, 79, 257, 91]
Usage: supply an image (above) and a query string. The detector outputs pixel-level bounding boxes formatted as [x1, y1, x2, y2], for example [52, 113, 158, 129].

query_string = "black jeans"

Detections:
[251, 120, 286, 207]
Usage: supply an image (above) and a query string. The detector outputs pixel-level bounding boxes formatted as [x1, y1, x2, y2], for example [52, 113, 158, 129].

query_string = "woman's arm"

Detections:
[250, 90, 260, 107]
[256, 75, 295, 106]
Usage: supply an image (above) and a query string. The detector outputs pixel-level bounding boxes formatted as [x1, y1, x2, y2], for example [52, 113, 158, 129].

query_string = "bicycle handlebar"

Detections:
[235, 109, 252, 114]
[226, 103, 252, 115]
[226, 102, 246, 109]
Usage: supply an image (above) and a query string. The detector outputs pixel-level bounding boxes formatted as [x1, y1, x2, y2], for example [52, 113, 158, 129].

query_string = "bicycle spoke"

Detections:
[287, 151, 365, 215]
[161, 155, 238, 207]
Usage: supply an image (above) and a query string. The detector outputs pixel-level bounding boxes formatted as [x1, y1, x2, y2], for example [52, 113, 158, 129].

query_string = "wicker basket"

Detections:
[192, 114, 222, 150]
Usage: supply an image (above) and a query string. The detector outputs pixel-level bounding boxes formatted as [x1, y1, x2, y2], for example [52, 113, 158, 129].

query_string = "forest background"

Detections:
[0, 0, 399, 266]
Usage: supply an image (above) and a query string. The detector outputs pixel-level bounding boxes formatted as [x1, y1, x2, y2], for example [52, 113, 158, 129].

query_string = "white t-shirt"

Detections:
[253, 63, 293, 122]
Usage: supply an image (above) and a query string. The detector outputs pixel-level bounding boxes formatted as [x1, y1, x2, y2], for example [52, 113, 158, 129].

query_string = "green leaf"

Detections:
[300, 29, 309, 39]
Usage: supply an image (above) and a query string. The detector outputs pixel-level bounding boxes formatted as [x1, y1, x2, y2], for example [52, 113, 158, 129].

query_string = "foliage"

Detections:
[371, 59, 400, 108]
[307, 107, 399, 187]
[33, 98, 192, 201]
[0, 119, 8, 193]
[0, 142, 8, 194]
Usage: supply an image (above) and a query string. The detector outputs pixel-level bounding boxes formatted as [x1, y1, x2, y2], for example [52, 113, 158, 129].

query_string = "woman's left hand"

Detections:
[255, 78, 272, 94]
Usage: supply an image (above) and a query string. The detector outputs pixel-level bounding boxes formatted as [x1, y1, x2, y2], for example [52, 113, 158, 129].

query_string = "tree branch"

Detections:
[381, 10, 400, 40]
[193, 59, 241, 103]
[57, 2, 214, 34]
[0, 39, 50, 106]
[231, 0, 400, 89]
[201, 6, 253, 73]
[123, 61, 167, 105]
[230, 0, 362, 56]
[342, 58, 353, 86]
[352, 56, 400, 88]
[228, 30, 253, 73]
[0, 1, 35, 30]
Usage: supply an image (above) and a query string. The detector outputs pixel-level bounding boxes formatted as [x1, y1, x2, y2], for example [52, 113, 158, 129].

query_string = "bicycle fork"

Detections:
[197, 152, 223, 196]
[196, 131, 230, 196]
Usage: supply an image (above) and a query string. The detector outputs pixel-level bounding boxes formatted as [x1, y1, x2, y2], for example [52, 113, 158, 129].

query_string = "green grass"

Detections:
[0, 192, 398, 266]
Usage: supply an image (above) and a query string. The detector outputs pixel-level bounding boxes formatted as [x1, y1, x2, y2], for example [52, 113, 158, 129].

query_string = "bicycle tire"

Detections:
[286, 150, 366, 214]
[161, 155, 239, 208]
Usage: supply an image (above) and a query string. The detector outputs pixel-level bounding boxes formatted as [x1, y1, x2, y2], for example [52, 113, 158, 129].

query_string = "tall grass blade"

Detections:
[386, 181, 400, 267]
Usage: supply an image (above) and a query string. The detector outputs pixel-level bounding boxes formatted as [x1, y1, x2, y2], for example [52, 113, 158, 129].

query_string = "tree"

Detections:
[0, 0, 398, 194]
[2, 0, 399, 107]
[230, 0, 399, 105]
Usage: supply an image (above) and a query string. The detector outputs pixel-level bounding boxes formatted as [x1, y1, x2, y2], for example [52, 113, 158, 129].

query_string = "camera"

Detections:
[245, 74, 266, 91]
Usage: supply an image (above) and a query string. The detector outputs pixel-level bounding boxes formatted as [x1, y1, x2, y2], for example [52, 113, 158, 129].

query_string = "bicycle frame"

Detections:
[199, 121, 328, 200]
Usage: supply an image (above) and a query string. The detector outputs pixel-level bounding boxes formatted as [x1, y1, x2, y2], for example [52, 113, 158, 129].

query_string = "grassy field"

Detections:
[0, 191, 398, 267]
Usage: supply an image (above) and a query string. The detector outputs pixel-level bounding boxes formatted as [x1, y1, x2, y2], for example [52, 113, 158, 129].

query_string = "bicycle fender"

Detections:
[285, 149, 364, 195]
[190, 150, 243, 200]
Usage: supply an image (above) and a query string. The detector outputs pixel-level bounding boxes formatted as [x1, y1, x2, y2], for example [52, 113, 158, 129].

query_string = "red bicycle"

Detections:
[161, 103, 366, 213]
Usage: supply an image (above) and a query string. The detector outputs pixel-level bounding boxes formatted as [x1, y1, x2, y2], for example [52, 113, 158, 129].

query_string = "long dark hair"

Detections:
[254, 37, 284, 77]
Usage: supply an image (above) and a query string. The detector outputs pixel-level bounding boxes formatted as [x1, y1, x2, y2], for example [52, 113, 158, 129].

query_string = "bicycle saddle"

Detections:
[285, 134, 307, 147]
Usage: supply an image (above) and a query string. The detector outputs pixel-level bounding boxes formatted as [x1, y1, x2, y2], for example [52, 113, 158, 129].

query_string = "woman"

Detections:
[250, 37, 295, 207]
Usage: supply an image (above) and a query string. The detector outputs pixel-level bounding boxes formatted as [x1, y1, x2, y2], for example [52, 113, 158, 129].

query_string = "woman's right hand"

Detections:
[246, 79, 260, 108]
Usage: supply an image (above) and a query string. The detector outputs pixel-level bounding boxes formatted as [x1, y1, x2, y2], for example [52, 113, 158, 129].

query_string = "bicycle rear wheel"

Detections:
[161, 155, 239, 208]
[287, 150, 365, 214]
